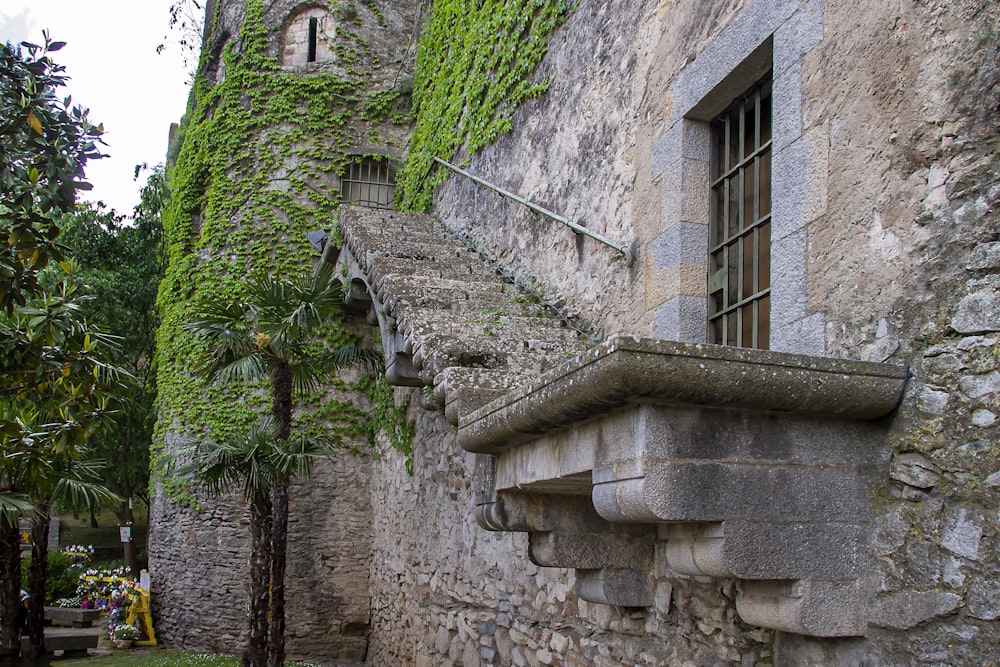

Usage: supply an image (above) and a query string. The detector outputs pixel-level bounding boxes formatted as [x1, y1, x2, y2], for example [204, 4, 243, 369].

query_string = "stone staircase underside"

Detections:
[326, 206, 909, 638]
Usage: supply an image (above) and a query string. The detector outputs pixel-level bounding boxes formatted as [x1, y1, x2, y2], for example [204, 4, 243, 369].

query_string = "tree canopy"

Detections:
[0, 35, 104, 311]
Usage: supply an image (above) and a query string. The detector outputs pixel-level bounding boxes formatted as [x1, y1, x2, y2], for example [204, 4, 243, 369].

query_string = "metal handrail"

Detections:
[433, 157, 635, 266]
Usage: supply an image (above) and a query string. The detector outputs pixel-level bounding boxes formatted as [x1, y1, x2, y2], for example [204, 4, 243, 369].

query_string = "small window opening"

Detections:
[707, 72, 772, 349]
[341, 158, 396, 210]
[307, 17, 318, 63]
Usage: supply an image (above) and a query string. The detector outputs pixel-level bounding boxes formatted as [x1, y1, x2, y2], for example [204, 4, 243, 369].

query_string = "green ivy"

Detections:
[153, 0, 415, 500]
[396, 0, 575, 211]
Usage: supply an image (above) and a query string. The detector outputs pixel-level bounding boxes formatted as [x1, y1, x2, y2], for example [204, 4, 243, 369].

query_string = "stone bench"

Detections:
[44, 606, 102, 627]
[22, 627, 100, 656]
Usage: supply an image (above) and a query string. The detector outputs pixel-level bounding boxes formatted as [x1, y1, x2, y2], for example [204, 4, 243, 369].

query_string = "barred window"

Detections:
[340, 157, 396, 210]
[707, 73, 772, 349]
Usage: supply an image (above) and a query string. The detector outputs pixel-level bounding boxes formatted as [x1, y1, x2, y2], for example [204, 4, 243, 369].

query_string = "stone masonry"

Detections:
[150, 0, 1000, 665]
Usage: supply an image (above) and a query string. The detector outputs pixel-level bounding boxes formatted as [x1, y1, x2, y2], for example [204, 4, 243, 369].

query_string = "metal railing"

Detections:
[433, 157, 635, 266]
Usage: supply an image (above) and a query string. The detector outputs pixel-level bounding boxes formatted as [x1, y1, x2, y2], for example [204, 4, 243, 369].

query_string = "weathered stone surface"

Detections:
[940, 509, 983, 561]
[966, 578, 1000, 621]
[916, 386, 950, 414]
[889, 452, 942, 489]
[951, 290, 1000, 334]
[460, 336, 907, 454]
[959, 371, 1000, 399]
[869, 591, 963, 630]
[971, 408, 997, 427]
[967, 242, 1000, 270]
[156, 0, 1000, 663]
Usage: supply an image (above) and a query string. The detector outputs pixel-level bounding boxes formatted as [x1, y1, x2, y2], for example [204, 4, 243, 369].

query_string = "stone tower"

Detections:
[148, 1, 422, 662]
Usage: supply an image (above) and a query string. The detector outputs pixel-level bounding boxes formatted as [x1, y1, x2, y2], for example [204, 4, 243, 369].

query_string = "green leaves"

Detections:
[396, 0, 572, 212]
[174, 418, 336, 502]
[0, 35, 106, 313]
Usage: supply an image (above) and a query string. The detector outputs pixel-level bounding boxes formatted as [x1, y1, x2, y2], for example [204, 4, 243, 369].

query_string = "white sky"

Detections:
[0, 1, 194, 216]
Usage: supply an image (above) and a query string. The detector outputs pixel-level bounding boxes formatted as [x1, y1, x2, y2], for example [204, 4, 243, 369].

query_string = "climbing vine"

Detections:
[396, 0, 575, 212]
[153, 0, 412, 499]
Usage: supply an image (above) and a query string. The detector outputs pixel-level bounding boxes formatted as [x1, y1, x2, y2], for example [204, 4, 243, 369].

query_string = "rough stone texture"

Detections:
[365, 404, 766, 667]
[155, 0, 1000, 664]
[149, 454, 373, 663]
[425, 0, 1000, 663]
[148, 0, 421, 662]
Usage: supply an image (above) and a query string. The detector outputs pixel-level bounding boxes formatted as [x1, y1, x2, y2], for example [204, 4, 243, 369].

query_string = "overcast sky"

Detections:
[0, 1, 194, 216]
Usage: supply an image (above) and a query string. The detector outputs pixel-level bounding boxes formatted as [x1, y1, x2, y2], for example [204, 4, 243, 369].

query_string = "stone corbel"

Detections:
[457, 336, 908, 638]
[326, 239, 423, 387]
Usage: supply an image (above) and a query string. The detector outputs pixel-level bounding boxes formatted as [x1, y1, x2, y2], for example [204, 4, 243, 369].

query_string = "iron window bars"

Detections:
[708, 73, 772, 349]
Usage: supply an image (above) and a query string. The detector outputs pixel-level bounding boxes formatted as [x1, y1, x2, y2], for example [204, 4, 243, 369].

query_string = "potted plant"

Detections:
[110, 622, 142, 649]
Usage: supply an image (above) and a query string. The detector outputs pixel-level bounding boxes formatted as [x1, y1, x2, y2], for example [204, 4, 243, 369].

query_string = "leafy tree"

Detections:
[56, 166, 167, 575]
[0, 35, 104, 312]
[179, 263, 379, 667]
[0, 36, 117, 661]
[0, 266, 123, 659]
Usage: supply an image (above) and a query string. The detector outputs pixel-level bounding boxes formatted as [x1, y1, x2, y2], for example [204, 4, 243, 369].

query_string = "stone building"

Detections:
[151, 0, 1000, 665]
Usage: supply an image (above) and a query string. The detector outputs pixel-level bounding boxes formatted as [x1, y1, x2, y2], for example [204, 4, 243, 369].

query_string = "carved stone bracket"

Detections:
[459, 336, 907, 637]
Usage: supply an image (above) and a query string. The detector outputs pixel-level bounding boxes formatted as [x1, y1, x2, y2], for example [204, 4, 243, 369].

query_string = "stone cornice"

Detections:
[459, 335, 908, 454]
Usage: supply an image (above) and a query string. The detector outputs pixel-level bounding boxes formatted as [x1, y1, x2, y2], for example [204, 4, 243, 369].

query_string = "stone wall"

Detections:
[149, 446, 373, 663]
[151, 0, 999, 664]
[366, 394, 772, 667]
[149, 0, 421, 661]
[415, 0, 1000, 664]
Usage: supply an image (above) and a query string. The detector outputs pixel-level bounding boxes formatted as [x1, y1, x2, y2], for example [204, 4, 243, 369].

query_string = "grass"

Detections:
[60, 649, 239, 666]
[58, 505, 149, 565]
[59, 648, 320, 666]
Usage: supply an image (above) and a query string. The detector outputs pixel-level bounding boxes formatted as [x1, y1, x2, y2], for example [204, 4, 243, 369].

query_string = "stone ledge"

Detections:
[461, 336, 906, 638]
[459, 336, 908, 454]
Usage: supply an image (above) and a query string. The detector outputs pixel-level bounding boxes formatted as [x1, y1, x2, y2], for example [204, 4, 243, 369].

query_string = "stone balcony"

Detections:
[327, 206, 909, 638]
[461, 336, 907, 637]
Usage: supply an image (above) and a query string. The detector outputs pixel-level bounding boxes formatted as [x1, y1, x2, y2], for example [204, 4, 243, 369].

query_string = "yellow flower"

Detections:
[253, 332, 270, 349]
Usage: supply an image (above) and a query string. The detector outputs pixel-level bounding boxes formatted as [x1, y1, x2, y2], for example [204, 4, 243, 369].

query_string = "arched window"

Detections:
[340, 157, 396, 210]
[281, 7, 333, 67]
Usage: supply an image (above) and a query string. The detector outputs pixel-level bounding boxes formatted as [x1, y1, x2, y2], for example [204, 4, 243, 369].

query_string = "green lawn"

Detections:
[60, 649, 239, 667]
[59, 648, 318, 666]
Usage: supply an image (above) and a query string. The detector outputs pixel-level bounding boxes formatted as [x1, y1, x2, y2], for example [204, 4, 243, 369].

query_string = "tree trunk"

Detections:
[116, 500, 137, 579]
[267, 483, 289, 667]
[243, 490, 273, 667]
[0, 517, 22, 662]
[271, 362, 293, 442]
[266, 359, 293, 666]
[25, 510, 50, 661]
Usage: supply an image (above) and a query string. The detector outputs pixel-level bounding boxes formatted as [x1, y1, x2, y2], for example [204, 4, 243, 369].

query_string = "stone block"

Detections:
[772, 61, 803, 153]
[889, 452, 941, 489]
[649, 222, 710, 270]
[770, 313, 826, 356]
[769, 228, 809, 328]
[771, 138, 809, 241]
[654, 296, 707, 344]
[869, 590, 962, 630]
[651, 119, 711, 179]
[737, 579, 866, 637]
[528, 531, 653, 570]
[595, 460, 869, 524]
[575, 567, 653, 608]
[773, 0, 824, 77]
[951, 290, 1000, 334]
[671, 0, 799, 123]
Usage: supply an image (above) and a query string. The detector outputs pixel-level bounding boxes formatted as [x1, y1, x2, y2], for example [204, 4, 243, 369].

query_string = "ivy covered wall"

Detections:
[148, 0, 420, 659]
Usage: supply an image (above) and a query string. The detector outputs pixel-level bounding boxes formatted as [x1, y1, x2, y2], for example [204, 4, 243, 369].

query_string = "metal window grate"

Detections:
[707, 73, 772, 349]
[340, 157, 396, 210]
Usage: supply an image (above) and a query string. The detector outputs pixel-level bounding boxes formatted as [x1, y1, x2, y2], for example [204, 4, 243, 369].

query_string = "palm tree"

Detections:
[183, 263, 379, 667]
